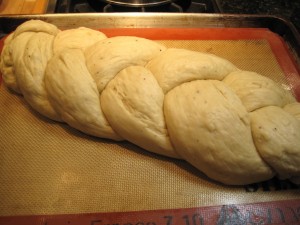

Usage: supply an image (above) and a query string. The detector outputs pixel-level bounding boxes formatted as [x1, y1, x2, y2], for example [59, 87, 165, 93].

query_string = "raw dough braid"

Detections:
[1, 20, 300, 185]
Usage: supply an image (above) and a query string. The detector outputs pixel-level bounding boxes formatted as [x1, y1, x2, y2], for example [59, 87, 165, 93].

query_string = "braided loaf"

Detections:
[1, 20, 300, 185]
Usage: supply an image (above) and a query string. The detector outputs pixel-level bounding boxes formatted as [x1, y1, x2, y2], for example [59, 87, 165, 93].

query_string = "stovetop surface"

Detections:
[54, 0, 219, 13]
[218, 0, 300, 31]
[51, 0, 300, 31]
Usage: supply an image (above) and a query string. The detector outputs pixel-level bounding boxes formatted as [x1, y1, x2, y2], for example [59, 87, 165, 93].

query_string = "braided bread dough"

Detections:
[164, 80, 274, 184]
[1, 20, 300, 185]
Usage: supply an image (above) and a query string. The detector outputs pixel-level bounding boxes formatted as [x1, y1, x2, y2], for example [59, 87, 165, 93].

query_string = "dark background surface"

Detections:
[216, 0, 300, 31]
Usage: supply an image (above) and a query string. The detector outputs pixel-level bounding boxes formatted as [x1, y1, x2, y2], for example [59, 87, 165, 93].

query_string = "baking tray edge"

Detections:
[0, 13, 299, 66]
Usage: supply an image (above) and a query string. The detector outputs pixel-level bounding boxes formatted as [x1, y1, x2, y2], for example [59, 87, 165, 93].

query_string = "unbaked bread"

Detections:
[251, 106, 300, 180]
[1, 20, 299, 185]
[164, 80, 275, 184]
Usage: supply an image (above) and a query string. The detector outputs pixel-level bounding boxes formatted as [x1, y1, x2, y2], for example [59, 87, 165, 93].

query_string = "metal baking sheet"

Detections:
[0, 13, 300, 224]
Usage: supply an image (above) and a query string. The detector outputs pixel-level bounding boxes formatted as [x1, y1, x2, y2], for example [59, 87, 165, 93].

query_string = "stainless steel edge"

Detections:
[0, 13, 296, 29]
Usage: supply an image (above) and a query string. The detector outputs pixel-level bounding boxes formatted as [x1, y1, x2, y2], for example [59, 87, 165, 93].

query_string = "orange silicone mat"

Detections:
[0, 28, 299, 224]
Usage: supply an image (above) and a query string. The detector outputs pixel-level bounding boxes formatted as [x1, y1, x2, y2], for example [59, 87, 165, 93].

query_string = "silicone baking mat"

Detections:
[0, 28, 300, 224]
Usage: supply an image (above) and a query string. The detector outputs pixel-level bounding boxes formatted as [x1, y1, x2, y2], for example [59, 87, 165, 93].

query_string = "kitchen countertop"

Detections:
[0, 0, 49, 14]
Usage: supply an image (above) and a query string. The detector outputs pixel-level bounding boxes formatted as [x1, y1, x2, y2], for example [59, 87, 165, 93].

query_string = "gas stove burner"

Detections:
[87, 0, 191, 12]
[53, 0, 218, 13]
[103, 4, 183, 12]
[103, 0, 174, 7]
